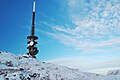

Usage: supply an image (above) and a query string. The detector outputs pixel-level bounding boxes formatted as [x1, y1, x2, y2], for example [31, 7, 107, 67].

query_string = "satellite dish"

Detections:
[29, 41, 34, 46]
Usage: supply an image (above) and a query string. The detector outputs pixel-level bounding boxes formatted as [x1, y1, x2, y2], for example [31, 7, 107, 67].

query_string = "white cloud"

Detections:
[45, 30, 120, 50]
[46, 57, 120, 74]
[94, 37, 120, 47]
[37, 0, 120, 50]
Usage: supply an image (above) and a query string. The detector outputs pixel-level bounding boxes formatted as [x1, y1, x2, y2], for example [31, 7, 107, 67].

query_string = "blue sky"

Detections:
[0, 0, 120, 74]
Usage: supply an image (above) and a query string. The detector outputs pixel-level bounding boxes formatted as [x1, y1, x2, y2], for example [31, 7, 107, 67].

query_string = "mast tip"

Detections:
[33, 1, 36, 12]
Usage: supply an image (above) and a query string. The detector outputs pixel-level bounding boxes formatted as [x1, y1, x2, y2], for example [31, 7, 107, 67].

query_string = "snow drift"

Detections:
[0, 51, 120, 80]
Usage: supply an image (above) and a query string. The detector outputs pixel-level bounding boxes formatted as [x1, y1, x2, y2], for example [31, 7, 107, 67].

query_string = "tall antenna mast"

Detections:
[27, 0, 39, 58]
[31, 0, 35, 36]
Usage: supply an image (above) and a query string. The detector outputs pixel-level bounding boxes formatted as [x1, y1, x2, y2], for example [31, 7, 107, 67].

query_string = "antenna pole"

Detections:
[31, 0, 36, 36]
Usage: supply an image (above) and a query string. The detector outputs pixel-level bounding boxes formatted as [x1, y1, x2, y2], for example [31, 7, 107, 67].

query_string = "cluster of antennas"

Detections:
[27, 36, 39, 58]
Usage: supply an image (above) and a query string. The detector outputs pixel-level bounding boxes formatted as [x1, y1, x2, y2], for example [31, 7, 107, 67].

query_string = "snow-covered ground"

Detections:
[0, 51, 120, 80]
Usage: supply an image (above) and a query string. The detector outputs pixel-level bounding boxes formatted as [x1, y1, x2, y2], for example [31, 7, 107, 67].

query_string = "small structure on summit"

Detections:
[27, 0, 39, 58]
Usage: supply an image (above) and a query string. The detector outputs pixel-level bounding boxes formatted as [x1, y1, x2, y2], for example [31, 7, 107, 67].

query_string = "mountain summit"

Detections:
[0, 52, 120, 80]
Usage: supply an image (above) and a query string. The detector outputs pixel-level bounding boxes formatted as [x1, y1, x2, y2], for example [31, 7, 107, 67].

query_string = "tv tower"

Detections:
[27, 0, 39, 58]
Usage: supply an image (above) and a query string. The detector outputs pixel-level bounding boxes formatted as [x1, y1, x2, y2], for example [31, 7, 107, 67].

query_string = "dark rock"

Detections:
[20, 68, 24, 71]
[41, 68, 44, 70]
[5, 78, 9, 80]
[5, 61, 13, 67]
[29, 73, 37, 78]
[27, 77, 31, 80]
